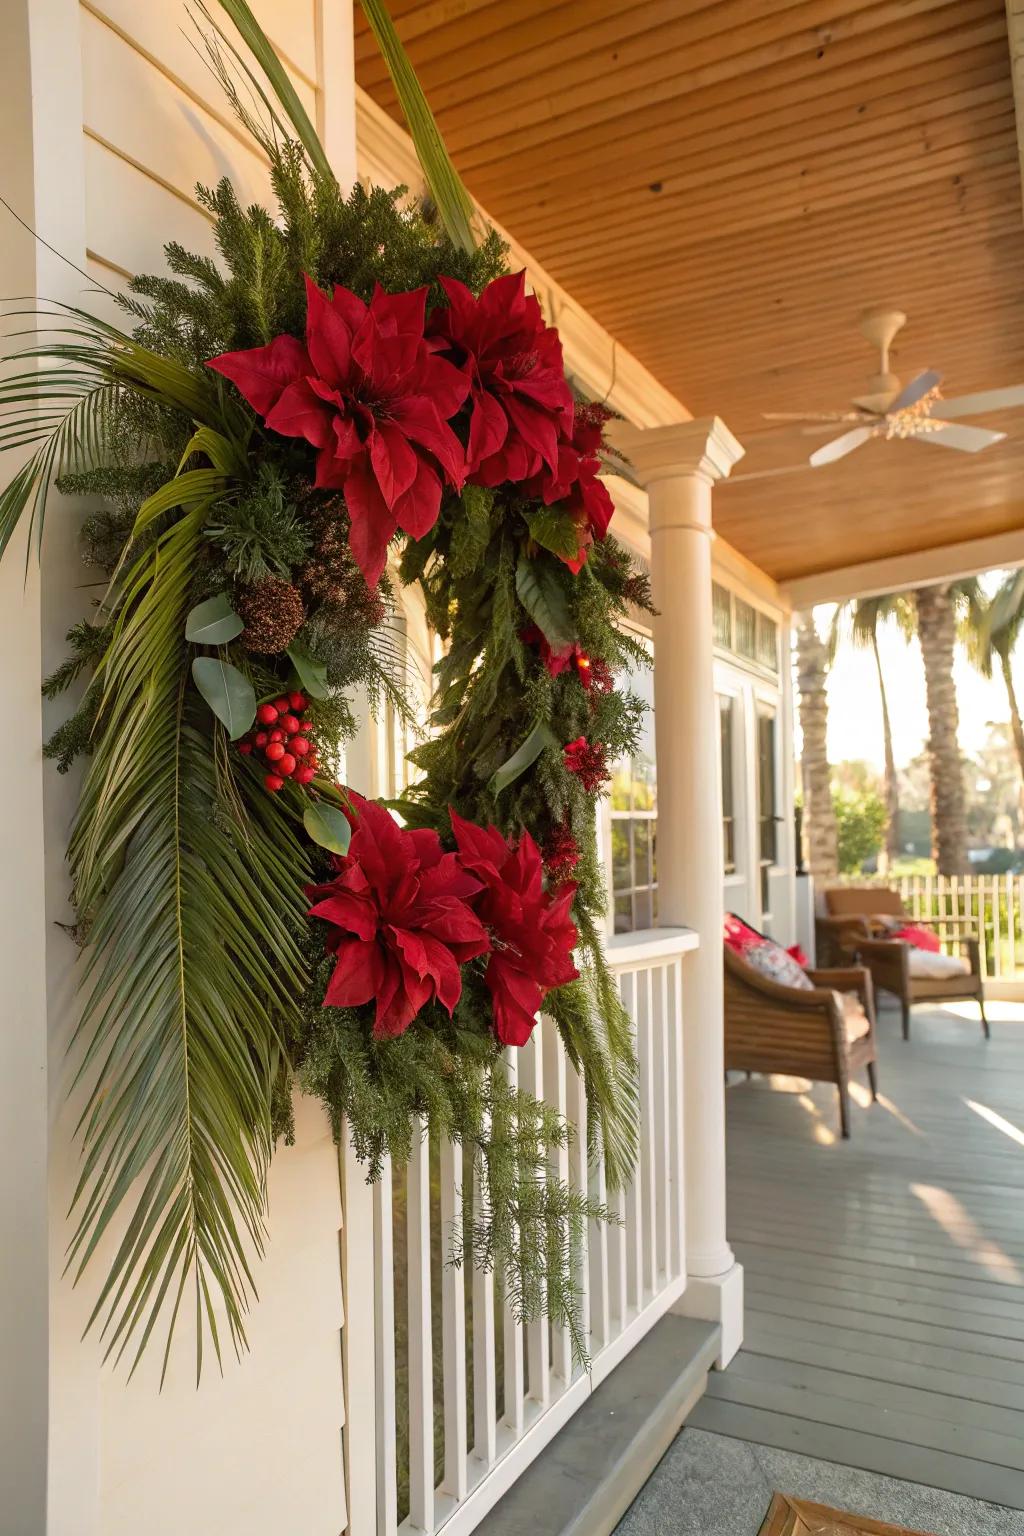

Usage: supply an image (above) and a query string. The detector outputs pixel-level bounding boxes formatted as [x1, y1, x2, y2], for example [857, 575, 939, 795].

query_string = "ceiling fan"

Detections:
[765, 308, 1024, 466]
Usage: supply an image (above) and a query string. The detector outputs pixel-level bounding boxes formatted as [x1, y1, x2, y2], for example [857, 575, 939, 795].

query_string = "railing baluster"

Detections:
[587, 1138, 610, 1351]
[521, 1030, 550, 1408]
[638, 967, 657, 1299]
[373, 1162, 398, 1536]
[407, 1118, 434, 1534]
[542, 1024, 572, 1388]
[654, 962, 671, 1282]
[501, 1050, 525, 1436]
[567, 1054, 589, 1371]
[440, 1136, 468, 1502]
[471, 1140, 498, 1469]
[667, 957, 686, 1280]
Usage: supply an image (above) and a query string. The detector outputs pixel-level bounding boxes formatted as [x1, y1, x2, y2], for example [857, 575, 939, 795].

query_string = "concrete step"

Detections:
[477, 1314, 721, 1536]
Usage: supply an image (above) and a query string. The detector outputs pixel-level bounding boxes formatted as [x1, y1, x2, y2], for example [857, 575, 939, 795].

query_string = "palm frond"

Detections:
[65, 503, 311, 1380]
[0, 303, 231, 562]
[358, 0, 478, 255]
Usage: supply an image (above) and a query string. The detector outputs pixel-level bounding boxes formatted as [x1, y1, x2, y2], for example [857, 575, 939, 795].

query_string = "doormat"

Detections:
[759, 1493, 938, 1536]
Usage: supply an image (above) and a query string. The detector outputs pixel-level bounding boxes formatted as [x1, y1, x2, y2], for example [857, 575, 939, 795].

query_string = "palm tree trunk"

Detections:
[1000, 648, 1024, 783]
[871, 630, 901, 866]
[796, 613, 838, 877]
[914, 583, 968, 874]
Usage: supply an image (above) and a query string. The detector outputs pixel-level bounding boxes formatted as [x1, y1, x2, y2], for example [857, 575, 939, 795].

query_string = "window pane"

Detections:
[735, 599, 756, 659]
[614, 894, 633, 934]
[633, 889, 653, 930]
[712, 581, 732, 649]
[634, 819, 651, 888]
[611, 820, 632, 885]
[756, 611, 779, 671]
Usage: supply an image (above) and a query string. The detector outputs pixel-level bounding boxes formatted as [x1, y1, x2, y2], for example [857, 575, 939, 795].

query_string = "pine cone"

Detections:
[237, 577, 306, 654]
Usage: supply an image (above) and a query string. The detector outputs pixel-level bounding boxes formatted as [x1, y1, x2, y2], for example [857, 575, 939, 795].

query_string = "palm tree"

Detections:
[795, 611, 839, 877]
[829, 595, 915, 869]
[963, 573, 1024, 783]
[913, 582, 972, 875]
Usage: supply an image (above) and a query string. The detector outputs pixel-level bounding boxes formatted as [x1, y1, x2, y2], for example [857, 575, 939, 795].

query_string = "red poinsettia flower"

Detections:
[519, 625, 598, 688]
[523, 401, 615, 573]
[307, 794, 489, 1039]
[208, 278, 469, 585]
[563, 736, 610, 792]
[450, 809, 578, 1047]
[428, 271, 574, 485]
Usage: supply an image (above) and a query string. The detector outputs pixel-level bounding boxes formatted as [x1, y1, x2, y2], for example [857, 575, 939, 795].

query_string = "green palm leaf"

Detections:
[0, 304, 230, 563]
[358, 0, 477, 254]
[66, 504, 311, 1380]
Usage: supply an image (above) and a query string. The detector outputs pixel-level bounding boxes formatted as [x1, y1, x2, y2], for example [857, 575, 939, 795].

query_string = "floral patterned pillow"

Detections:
[724, 913, 813, 990]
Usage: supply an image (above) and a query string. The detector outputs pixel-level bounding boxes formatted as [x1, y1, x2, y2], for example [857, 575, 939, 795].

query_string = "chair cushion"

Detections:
[724, 913, 812, 990]
[836, 991, 871, 1043]
[824, 886, 905, 919]
[907, 948, 970, 979]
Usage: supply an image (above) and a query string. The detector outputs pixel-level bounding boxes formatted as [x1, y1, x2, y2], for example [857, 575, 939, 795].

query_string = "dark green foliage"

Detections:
[207, 464, 311, 582]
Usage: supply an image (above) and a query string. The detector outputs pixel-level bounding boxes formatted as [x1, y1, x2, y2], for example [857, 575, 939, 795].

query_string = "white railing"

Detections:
[341, 927, 697, 1536]
[840, 872, 1024, 981]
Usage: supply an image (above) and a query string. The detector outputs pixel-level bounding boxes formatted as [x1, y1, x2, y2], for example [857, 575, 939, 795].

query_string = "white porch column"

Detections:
[612, 417, 745, 1366]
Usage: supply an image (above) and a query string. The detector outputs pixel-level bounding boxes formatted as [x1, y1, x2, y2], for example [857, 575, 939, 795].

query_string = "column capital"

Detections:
[608, 415, 745, 489]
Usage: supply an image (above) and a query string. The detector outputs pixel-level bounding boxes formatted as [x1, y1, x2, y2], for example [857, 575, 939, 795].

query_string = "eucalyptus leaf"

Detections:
[191, 657, 256, 739]
[525, 506, 581, 562]
[286, 645, 329, 700]
[489, 720, 556, 797]
[303, 803, 352, 856]
[515, 557, 575, 651]
[185, 592, 244, 646]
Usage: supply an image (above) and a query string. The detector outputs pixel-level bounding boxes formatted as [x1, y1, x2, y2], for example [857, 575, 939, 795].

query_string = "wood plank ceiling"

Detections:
[354, 0, 1024, 585]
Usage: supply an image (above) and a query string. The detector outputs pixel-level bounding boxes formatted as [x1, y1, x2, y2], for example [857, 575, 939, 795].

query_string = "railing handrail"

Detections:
[605, 926, 699, 968]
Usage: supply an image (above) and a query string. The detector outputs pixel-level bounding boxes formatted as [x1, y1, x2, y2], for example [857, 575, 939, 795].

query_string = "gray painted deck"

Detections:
[689, 1000, 1024, 1510]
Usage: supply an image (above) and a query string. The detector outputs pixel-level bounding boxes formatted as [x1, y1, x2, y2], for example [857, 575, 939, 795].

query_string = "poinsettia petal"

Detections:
[390, 397, 466, 485]
[449, 808, 510, 876]
[207, 333, 310, 416]
[369, 419, 419, 510]
[304, 274, 354, 387]
[466, 388, 508, 473]
[393, 456, 442, 541]
[264, 378, 335, 446]
[322, 936, 382, 1008]
[486, 956, 542, 1047]
[345, 466, 399, 585]
[307, 888, 378, 941]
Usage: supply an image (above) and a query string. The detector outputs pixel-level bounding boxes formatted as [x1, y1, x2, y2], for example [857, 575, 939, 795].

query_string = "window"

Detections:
[757, 709, 778, 915]
[712, 583, 779, 675]
[719, 695, 736, 874]
[712, 581, 733, 649]
[735, 598, 757, 661]
[608, 637, 657, 933]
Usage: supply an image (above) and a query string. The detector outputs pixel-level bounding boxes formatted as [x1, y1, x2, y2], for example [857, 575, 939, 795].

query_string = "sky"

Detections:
[814, 581, 1018, 772]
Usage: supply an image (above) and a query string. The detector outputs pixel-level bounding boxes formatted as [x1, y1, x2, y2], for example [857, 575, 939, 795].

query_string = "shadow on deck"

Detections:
[695, 1000, 1024, 1510]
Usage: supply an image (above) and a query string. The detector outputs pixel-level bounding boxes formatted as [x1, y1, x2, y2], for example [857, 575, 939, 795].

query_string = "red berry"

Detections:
[273, 696, 290, 713]
[277, 752, 297, 776]
[254, 731, 269, 748]
[280, 714, 301, 735]
[300, 717, 312, 728]
[269, 729, 284, 743]
[265, 741, 286, 763]
[295, 765, 316, 785]
[238, 741, 253, 756]
[288, 691, 307, 711]
[264, 774, 284, 793]
[290, 736, 310, 757]
[256, 703, 279, 725]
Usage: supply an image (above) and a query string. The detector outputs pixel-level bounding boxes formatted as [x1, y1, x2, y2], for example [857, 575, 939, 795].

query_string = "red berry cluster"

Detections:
[238, 691, 319, 793]
[563, 735, 610, 793]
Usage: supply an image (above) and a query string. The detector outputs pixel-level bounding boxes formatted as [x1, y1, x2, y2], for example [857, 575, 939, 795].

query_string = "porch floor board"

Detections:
[690, 1001, 1024, 1510]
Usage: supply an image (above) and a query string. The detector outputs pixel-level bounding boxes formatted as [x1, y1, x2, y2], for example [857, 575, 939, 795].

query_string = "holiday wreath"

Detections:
[1, 0, 653, 1376]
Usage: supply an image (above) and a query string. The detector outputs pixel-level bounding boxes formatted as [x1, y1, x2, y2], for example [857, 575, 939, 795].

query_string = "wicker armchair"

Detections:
[817, 886, 988, 1041]
[724, 945, 879, 1138]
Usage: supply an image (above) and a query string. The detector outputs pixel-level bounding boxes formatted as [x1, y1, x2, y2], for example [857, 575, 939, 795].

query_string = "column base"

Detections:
[673, 1262, 744, 1368]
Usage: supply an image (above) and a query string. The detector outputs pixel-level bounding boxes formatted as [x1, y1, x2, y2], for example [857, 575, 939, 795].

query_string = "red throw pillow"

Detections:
[724, 913, 812, 990]
[891, 923, 941, 953]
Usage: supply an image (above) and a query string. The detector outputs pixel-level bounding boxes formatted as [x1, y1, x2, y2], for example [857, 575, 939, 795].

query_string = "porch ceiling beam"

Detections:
[780, 527, 1024, 609]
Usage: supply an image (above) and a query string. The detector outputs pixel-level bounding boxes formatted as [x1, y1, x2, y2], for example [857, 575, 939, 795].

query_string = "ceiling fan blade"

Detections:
[937, 385, 1024, 419]
[762, 410, 863, 423]
[809, 425, 873, 466]
[885, 369, 942, 415]
[917, 423, 1006, 453]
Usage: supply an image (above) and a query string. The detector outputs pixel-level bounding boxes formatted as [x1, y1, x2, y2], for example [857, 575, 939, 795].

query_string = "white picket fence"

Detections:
[340, 927, 696, 1536]
[840, 873, 1024, 986]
